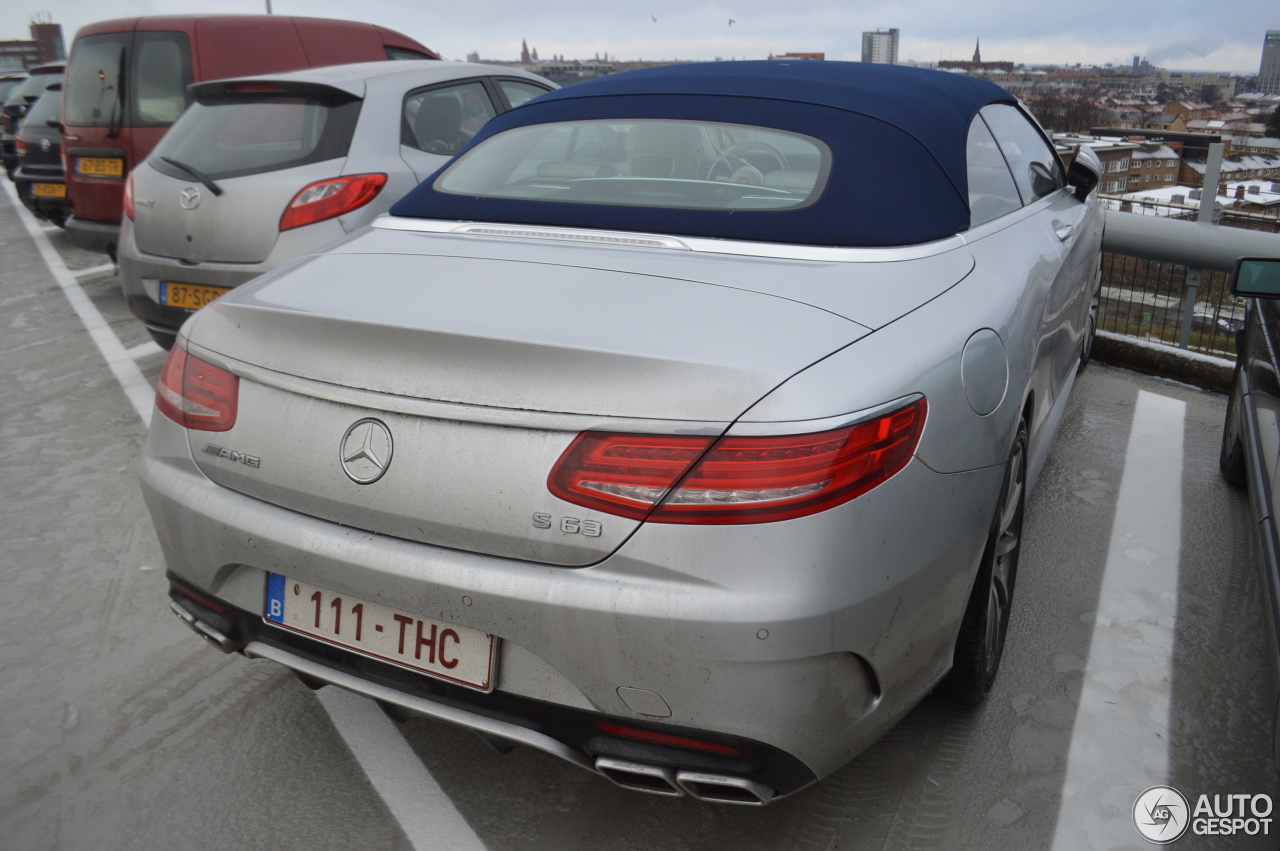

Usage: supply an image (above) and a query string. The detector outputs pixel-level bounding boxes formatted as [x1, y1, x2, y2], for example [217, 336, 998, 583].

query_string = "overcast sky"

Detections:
[7, 1, 1277, 75]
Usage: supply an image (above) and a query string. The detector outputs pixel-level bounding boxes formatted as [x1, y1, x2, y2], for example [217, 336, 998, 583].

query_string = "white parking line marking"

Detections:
[1051, 390, 1186, 849]
[2, 179, 487, 851]
[72, 262, 118, 278]
[125, 340, 164, 361]
[1, 179, 154, 422]
[319, 688, 487, 851]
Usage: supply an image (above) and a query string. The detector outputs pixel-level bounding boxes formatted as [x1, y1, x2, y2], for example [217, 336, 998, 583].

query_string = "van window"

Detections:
[150, 93, 361, 180]
[65, 34, 127, 126]
[133, 32, 192, 125]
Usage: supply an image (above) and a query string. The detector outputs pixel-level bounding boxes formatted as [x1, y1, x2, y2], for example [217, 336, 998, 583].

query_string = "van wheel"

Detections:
[939, 419, 1026, 705]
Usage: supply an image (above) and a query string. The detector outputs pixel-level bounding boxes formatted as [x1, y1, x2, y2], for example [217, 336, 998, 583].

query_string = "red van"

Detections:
[62, 15, 438, 258]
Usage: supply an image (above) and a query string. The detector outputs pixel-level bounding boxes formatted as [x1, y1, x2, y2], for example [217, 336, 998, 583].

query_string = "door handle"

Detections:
[1054, 223, 1074, 241]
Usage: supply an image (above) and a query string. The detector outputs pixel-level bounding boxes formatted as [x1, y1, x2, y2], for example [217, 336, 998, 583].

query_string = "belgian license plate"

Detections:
[265, 573, 497, 692]
[160, 282, 230, 310]
[32, 182, 66, 197]
[76, 156, 124, 177]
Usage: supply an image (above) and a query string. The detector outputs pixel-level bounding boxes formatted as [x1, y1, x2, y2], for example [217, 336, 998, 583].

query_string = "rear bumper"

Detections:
[118, 217, 345, 336]
[141, 401, 1003, 791]
[13, 169, 68, 222]
[66, 216, 120, 258]
[167, 577, 815, 802]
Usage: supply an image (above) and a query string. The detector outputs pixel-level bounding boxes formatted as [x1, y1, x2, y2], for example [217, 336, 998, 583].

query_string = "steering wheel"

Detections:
[707, 142, 789, 181]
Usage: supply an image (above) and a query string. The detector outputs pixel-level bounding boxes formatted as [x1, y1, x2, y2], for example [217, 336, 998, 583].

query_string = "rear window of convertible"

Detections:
[433, 119, 830, 211]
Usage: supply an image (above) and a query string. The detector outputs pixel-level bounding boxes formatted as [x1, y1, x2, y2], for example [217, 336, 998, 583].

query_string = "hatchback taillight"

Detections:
[279, 173, 387, 231]
[156, 347, 239, 431]
[123, 171, 135, 220]
[548, 398, 926, 524]
[15, 136, 25, 157]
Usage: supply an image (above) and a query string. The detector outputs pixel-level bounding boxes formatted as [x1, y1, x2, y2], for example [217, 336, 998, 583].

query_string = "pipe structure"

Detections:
[1102, 211, 1280, 272]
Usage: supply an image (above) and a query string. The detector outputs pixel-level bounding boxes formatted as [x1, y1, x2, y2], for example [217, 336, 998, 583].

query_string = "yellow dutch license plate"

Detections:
[160, 282, 231, 310]
[32, 182, 66, 198]
[76, 156, 124, 177]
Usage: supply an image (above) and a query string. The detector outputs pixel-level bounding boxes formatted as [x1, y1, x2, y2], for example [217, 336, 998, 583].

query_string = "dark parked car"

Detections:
[1219, 256, 1280, 768]
[13, 83, 68, 226]
[2, 63, 63, 179]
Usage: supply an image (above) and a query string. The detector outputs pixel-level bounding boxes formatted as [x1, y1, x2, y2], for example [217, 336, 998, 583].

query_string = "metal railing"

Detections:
[1096, 145, 1280, 360]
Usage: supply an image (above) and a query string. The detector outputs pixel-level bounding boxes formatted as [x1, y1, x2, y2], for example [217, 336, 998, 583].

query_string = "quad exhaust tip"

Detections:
[168, 600, 237, 654]
[594, 757, 774, 805]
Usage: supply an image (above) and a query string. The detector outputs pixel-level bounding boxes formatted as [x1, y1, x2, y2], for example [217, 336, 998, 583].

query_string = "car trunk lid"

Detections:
[182, 248, 868, 565]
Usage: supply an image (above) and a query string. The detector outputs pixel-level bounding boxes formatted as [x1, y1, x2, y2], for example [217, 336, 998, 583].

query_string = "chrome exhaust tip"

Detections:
[676, 771, 775, 806]
[594, 757, 683, 797]
[169, 600, 237, 653]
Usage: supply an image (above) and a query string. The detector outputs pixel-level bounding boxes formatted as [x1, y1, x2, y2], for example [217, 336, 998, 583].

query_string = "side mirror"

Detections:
[1232, 257, 1280, 299]
[1067, 145, 1101, 199]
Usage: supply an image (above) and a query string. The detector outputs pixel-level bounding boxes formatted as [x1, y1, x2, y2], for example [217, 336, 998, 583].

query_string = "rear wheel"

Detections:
[1220, 366, 1246, 488]
[939, 419, 1026, 705]
[1078, 288, 1099, 374]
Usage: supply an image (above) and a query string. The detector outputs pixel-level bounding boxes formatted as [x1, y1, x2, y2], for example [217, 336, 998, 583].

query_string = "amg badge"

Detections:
[202, 443, 261, 468]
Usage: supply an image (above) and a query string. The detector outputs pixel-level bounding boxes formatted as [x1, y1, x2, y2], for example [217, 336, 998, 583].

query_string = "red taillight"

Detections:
[279, 173, 387, 231]
[548, 398, 926, 525]
[596, 722, 741, 755]
[123, 170, 135, 220]
[15, 136, 26, 157]
[155, 347, 239, 431]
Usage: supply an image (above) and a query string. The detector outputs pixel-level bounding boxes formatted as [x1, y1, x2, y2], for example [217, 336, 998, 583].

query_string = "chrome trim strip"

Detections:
[243, 640, 595, 772]
[372, 215, 968, 263]
[729, 393, 925, 436]
[450, 224, 691, 251]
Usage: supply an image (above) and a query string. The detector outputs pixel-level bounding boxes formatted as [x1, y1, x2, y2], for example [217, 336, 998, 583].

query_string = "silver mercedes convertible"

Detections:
[141, 60, 1104, 805]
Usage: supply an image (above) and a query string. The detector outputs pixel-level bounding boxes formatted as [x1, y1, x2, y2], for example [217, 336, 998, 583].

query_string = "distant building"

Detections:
[1261, 31, 1280, 95]
[861, 29, 898, 65]
[938, 40, 1013, 74]
[770, 52, 824, 61]
[0, 20, 64, 71]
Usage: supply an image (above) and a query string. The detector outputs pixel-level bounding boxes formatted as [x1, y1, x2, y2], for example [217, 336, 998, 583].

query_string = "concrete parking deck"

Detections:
[1, 181, 1276, 849]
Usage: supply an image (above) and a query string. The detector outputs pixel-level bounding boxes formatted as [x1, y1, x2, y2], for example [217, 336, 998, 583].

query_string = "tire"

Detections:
[1078, 284, 1099, 375]
[939, 419, 1027, 705]
[1220, 367, 1246, 488]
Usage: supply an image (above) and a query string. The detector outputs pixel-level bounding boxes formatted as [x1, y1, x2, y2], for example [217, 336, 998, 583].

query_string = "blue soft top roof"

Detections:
[390, 61, 1018, 247]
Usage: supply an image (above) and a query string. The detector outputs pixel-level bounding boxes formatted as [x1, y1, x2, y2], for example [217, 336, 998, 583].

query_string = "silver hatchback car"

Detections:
[118, 60, 553, 348]
[141, 61, 1104, 804]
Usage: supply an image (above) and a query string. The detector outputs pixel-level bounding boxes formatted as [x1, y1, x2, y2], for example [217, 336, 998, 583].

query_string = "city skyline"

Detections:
[1, 0, 1273, 76]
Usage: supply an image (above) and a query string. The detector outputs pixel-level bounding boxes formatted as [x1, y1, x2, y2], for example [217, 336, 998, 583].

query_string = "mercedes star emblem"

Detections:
[339, 418, 394, 484]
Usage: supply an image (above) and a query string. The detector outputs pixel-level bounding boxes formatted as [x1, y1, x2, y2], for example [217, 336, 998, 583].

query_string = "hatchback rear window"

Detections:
[22, 85, 62, 126]
[149, 94, 361, 181]
[434, 119, 830, 211]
